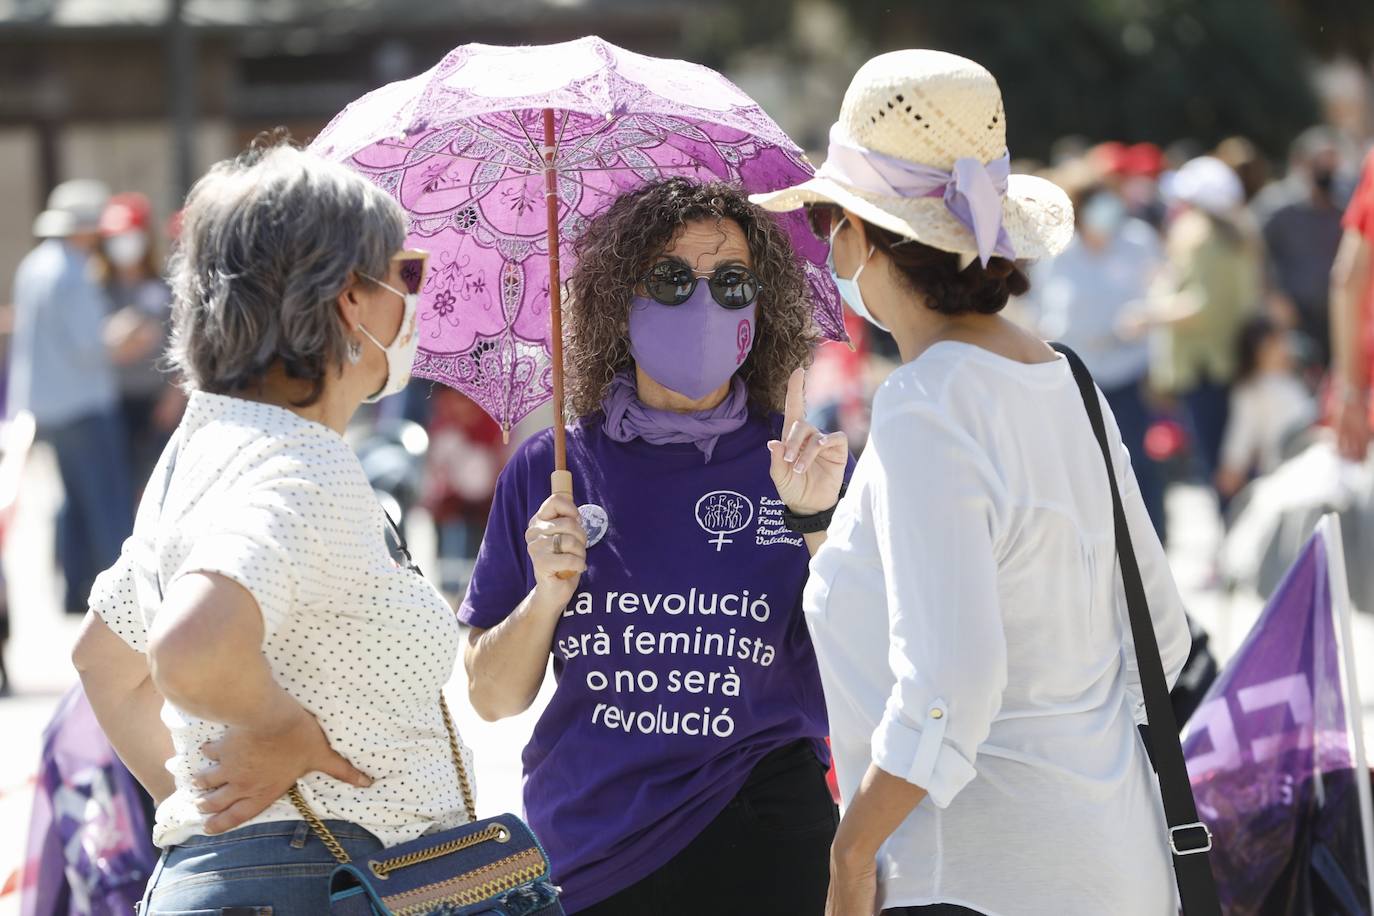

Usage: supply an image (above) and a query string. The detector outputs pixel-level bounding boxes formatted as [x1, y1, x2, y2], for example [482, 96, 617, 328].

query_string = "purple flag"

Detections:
[1183, 530, 1372, 914]
[20, 686, 157, 916]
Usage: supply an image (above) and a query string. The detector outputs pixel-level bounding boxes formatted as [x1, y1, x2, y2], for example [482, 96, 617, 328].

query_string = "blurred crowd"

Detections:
[0, 185, 182, 693]
[3, 121, 1373, 695]
[810, 124, 1369, 552]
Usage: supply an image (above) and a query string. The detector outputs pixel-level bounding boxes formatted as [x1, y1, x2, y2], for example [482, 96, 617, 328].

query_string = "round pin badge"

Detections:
[579, 504, 609, 548]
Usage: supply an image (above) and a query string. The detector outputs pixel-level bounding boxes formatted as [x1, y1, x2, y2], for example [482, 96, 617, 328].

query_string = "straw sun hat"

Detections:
[753, 50, 1074, 265]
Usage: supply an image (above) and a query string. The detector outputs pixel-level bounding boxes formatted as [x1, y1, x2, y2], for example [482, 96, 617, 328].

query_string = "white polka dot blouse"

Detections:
[90, 391, 472, 848]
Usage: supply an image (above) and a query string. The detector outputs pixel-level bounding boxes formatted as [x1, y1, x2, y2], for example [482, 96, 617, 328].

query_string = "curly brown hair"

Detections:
[565, 178, 817, 418]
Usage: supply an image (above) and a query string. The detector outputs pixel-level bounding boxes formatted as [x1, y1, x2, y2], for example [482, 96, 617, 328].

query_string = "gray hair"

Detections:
[167, 140, 407, 403]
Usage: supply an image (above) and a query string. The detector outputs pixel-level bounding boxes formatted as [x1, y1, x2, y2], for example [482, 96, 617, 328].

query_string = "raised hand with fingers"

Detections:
[768, 367, 848, 516]
[190, 703, 371, 835]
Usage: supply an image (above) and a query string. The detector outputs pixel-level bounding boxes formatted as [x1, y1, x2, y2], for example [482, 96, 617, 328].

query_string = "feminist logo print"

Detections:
[695, 490, 754, 551]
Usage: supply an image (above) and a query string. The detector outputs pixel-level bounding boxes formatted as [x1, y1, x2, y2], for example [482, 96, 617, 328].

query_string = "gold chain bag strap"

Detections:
[286, 504, 561, 913]
[285, 694, 475, 867]
[288, 693, 563, 915]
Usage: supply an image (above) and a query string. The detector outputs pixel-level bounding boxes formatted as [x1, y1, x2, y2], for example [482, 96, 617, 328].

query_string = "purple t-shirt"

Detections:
[459, 413, 832, 912]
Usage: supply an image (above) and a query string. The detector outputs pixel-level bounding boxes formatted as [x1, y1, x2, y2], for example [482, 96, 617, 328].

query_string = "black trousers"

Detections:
[575, 740, 837, 916]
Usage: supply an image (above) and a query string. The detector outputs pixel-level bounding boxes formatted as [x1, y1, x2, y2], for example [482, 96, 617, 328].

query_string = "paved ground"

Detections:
[0, 442, 1370, 914]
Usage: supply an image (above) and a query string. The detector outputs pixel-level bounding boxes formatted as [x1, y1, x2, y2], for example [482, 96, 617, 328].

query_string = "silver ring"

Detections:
[552, 534, 564, 555]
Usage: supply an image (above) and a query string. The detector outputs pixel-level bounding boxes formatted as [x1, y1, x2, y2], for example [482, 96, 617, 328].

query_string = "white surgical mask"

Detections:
[106, 231, 148, 269]
[356, 276, 420, 403]
[827, 217, 887, 332]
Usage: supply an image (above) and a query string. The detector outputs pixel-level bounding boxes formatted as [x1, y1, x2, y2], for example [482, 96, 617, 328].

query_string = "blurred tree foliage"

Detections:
[693, 0, 1336, 161]
[1279, 0, 1374, 61]
[904, 0, 1320, 161]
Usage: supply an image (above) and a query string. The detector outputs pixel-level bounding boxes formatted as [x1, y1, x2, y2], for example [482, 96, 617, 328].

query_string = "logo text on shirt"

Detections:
[757, 496, 804, 548]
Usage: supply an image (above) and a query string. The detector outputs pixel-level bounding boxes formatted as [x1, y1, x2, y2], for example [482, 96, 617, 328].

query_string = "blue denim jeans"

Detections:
[1179, 376, 1230, 484]
[1102, 379, 1166, 542]
[44, 410, 132, 613]
[138, 820, 383, 915]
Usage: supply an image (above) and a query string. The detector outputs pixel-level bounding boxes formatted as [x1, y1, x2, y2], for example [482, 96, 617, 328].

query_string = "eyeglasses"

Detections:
[804, 204, 842, 242]
[363, 248, 431, 296]
[639, 260, 760, 309]
[390, 248, 430, 294]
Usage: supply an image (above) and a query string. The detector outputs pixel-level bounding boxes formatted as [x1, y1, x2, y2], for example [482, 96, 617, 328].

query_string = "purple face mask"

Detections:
[628, 284, 757, 401]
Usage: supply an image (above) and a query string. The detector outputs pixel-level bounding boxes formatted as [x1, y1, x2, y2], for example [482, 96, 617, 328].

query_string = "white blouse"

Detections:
[805, 342, 1191, 916]
[90, 391, 472, 848]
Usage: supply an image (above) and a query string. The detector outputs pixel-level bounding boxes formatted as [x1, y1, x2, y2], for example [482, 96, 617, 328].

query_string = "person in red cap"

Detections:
[99, 192, 180, 487]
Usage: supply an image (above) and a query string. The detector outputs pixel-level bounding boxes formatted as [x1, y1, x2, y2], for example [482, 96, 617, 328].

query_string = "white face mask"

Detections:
[356, 276, 420, 403]
[106, 231, 148, 269]
[827, 217, 887, 333]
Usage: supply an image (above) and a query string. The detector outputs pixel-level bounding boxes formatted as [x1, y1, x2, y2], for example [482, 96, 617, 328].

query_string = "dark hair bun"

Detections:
[865, 224, 1029, 315]
[983, 258, 1014, 280]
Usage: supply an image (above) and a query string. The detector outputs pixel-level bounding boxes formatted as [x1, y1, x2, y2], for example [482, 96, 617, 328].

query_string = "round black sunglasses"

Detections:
[639, 261, 760, 310]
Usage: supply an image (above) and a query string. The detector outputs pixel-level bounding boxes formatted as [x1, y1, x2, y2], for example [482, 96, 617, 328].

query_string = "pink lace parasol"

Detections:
[312, 36, 845, 452]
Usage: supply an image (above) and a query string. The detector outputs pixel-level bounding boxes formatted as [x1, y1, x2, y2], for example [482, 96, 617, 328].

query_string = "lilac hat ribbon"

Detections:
[817, 124, 1016, 267]
[602, 371, 750, 463]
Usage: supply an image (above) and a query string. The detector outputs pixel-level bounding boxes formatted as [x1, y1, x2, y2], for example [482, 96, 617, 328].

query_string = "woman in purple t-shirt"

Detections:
[460, 178, 850, 914]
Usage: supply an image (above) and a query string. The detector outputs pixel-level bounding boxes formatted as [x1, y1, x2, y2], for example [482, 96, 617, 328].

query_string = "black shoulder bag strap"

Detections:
[152, 430, 182, 602]
[1051, 343, 1221, 916]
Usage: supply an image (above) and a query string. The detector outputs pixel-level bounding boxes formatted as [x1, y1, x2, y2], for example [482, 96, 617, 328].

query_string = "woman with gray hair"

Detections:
[70, 139, 475, 912]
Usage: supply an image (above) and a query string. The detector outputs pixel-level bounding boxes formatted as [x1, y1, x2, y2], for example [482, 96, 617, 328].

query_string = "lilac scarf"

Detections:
[816, 123, 1016, 267]
[602, 371, 750, 463]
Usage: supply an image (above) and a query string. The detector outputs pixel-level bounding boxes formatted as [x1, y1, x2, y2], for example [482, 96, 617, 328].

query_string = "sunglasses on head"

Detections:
[639, 260, 760, 309]
[804, 204, 843, 242]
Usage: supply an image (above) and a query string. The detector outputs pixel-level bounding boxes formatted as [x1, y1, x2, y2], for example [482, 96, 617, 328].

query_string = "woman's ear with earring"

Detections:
[337, 274, 366, 366]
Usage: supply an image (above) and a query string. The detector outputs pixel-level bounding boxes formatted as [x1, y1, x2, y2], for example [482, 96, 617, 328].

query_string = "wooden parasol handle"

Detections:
[543, 108, 571, 496]
[544, 109, 577, 578]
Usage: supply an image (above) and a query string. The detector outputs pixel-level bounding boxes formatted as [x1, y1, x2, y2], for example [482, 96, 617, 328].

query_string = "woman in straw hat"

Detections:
[753, 50, 1192, 915]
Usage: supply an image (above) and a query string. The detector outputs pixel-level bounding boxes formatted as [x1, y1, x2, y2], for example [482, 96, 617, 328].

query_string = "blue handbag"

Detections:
[288, 696, 564, 916]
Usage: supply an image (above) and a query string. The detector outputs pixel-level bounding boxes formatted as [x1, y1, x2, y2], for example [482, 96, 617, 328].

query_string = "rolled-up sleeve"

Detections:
[867, 404, 1008, 808]
[90, 543, 148, 652]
